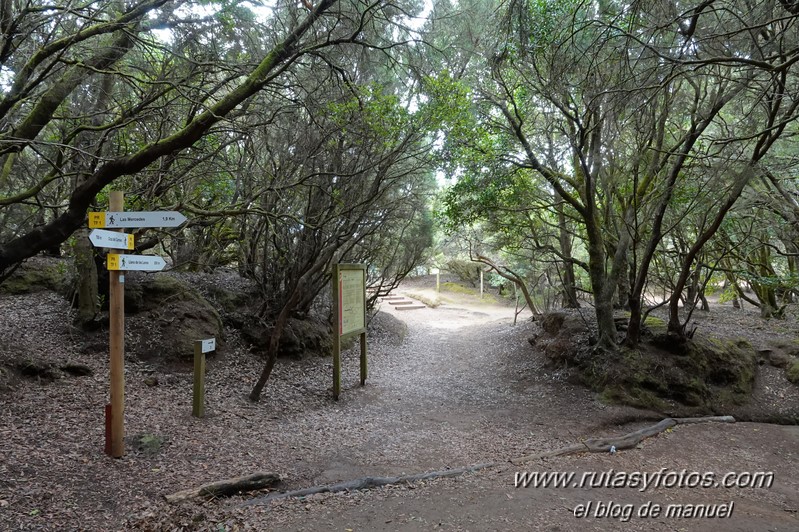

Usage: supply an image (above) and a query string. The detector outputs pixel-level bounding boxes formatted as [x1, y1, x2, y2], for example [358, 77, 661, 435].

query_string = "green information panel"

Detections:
[332, 263, 367, 400]
[339, 269, 365, 336]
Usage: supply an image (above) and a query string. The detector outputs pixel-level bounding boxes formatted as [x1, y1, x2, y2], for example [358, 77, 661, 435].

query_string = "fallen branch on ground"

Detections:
[511, 415, 735, 465]
[164, 472, 281, 503]
[240, 463, 496, 507]
[235, 416, 736, 505]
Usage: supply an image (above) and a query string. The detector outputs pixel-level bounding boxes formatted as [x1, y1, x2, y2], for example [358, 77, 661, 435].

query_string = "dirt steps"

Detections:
[380, 294, 426, 311]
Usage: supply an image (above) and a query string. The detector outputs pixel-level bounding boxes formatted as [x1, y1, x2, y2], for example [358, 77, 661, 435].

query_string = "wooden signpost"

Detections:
[193, 338, 215, 418]
[331, 263, 367, 400]
[88, 192, 186, 457]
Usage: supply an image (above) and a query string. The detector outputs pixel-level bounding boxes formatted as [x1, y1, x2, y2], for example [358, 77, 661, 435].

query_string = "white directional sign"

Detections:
[89, 229, 134, 250]
[107, 254, 166, 271]
[89, 211, 187, 229]
[200, 338, 216, 353]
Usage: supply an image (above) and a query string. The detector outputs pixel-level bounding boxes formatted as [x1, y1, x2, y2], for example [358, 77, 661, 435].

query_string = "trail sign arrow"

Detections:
[89, 229, 134, 250]
[200, 338, 216, 353]
[89, 211, 187, 229]
[107, 254, 166, 271]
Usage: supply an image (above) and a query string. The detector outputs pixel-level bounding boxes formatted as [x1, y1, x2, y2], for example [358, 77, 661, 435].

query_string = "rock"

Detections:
[242, 316, 332, 359]
[532, 311, 758, 415]
[787, 361, 799, 385]
[144, 376, 159, 387]
[125, 274, 223, 363]
[541, 312, 566, 335]
[60, 363, 93, 377]
[130, 433, 167, 456]
[15, 360, 63, 382]
[768, 351, 793, 369]
[0, 257, 71, 296]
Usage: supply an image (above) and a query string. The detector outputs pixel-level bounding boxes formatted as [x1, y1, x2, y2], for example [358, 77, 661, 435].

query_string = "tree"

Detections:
[0, 0, 345, 278]
[431, 0, 799, 350]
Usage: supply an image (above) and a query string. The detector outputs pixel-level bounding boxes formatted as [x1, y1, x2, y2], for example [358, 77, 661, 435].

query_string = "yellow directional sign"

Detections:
[107, 254, 166, 271]
[89, 212, 105, 228]
[89, 211, 187, 228]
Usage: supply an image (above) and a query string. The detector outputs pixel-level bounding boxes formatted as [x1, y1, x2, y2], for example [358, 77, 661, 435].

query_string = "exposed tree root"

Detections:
[165, 472, 281, 503]
[236, 416, 736, 506]
[511, 416, 735, 464]
[240, 463, 497, 507]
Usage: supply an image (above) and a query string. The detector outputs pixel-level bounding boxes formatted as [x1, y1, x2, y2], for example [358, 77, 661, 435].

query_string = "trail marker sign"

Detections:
[89, 229, 134, 250]
[200, 338, 216, 353]
[107, 254, 166, 271]
[193, 338, 215, 418]
[92, 196, 189, 457]
[89, 211, 187, 229]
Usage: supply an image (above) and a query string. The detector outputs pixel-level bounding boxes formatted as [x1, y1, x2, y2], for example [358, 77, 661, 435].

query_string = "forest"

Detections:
[1, 0, 798, 389]
[0, 0, 798, 529]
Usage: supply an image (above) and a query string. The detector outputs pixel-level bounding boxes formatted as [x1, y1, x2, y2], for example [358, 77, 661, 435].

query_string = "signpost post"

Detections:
[193, 338, 215, 418]
[107, 192, 125, 458]
[88, 194, 186, 457]
[331, 263, 367, 400]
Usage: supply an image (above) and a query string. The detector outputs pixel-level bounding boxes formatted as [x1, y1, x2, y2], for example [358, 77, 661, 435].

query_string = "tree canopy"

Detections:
[1, 0, 798, 365]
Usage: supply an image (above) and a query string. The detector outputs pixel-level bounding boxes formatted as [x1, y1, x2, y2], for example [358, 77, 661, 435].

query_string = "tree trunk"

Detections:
[625, 296, 642, 347]
[72, 228, 98, 326]
[616, 258, 630, 310]
[249, 242, 338, 401]
[472, 254, 541, 318]
[249, 299, 295, 402]
[585, 218, 616, 350]
[556, 200, 580, 308]
[668, 168, 752, 335]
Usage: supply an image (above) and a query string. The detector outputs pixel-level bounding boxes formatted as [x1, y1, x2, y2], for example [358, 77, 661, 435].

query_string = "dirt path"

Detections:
[2, 288, 798, 531]
[249, 295, 799, 531]
[304, 293, 636, 485]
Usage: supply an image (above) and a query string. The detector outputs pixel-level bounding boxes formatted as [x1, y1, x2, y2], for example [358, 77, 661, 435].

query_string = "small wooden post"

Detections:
[193, 338, 214, 417]
[480, 270, 484, 299]
[359, 331, 367, 386]
[104, 404, 112, 456]
[107, 191, 125, 457]
[193, 341, 206, 418]
[332, 266, 341, 400]
[436, 271, 440, 294]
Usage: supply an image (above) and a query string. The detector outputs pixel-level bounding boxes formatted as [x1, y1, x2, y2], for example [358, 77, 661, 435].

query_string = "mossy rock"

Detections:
[125, 274, 223, 363]
[648, 337, 751, 412]
[577, 332, 756, 415]
[129, 433, 167, 456]
[0, 257, 71, 295]
[787, 361, 799, 385]
[241, 316, 332, 359]
[205, 283, 259, 314]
